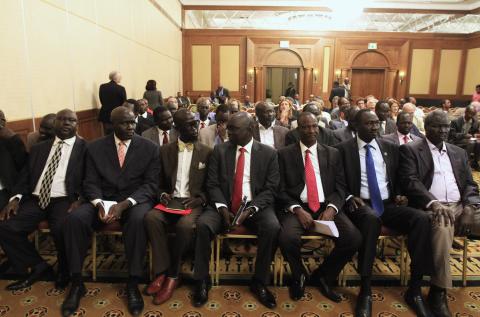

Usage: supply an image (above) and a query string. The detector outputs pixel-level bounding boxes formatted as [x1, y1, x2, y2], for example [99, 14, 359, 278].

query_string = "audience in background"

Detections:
[329, 104, 350, 130]
[195, 97, 212, 130]
[253, 101, 289, 149]
[276, 98, 294, 129]
[333, 106, 359, 143]
[292, 93, 301, 110]
[215, 85, 230, 100]
[375, 100, 397, 135]
[166, 97, 179, 117]
[449, 104, 480, 171]
[228, 99, 241, 115]
[442, 99, 452, 113]
[329, 81, 346, 104]
[243, 95, 253, 109]
[388, 99, 400, 122]
[382, 112, 421, 145]
[143, 80, 163, 110]
[402, 103, 425, 135]
[198, 104, 231, 149]
[142, 106, 177, 147]
[473, 84, 480, 102]
[26, 113, 56, 152]
[285, 82, 296, 98]
[98, 71, 127, 135]
[134, 99, 154, 135]
[176, 92, 190, 108]
[356, 98, 366, 109]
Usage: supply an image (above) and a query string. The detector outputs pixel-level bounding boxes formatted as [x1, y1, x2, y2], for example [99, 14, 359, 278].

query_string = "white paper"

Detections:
[312, 220, 339, 238]
[102, 200, 117, 216]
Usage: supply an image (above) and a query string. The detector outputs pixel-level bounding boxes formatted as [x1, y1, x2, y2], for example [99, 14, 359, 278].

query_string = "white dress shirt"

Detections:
[341, 119, 348, 127]
[173, 140, 193, 198]
[216, 138, 254, 211]
[427, 140, 461, 206]
[397, 131, 413, 144]
[358, 138, 390, 200]
[157, 128, 170, 146]
[258, 123, 275, 148]
[199, 119, 210, 129]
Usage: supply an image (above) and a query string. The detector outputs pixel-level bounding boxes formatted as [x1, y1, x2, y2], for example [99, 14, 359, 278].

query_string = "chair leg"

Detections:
[216, 237, 222, 285]
[462, 237, 468, 287]
[92, 233, 97, 281]
[279, 253, 284, 287]
[209, 240, 215, 286]
[149, 244, 153, 281]
[400, 237, 405, 286]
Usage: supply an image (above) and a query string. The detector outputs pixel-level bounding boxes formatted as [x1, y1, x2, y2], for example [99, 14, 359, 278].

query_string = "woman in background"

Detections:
[388, 98, 400, 121]
[143, 80, 163, 110]
[276, 98, 294, 129]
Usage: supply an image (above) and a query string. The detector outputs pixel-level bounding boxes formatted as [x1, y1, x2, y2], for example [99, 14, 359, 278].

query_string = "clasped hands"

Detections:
[97, 200, 130, 223]
[293, 206, 336, 230]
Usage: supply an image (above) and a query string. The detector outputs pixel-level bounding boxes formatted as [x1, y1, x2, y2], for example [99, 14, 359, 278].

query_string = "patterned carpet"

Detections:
[1, 280, 480, 317]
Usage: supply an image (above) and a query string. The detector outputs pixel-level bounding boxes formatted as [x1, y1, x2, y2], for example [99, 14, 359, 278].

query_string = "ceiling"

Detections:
[182, 0, 480, 33]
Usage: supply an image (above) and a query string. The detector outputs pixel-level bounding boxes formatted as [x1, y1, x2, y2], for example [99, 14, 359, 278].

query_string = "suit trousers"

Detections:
[278, 210, 361, 283]
[65, 202, 152, 277]
[144, 203, 202, 277]
[347, 202, 432, 279]
[0, 189, 8, 211]
[0, 196, 70, 273]
[193, 206, 280, 284]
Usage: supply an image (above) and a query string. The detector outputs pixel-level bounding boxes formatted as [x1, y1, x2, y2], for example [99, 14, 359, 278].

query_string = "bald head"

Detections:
[402, 103, 416, 114]
[111, 106, 135, 140]
[227, 112, 254, 146]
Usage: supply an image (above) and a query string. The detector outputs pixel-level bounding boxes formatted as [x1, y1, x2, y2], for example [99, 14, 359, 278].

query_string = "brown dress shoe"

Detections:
[153, 277, 178, 305]
[144, 274, 166, 296]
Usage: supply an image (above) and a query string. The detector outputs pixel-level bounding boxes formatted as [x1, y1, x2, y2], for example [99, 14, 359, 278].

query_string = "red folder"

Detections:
[154, 203, 192, 215]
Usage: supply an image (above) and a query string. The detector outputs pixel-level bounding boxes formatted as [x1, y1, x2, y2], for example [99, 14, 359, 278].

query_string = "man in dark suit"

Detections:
[0, 110, 28, 210]
[382, 112, 422, 145]
[0, 109, 86, 291]
[278, 112, 361, 301]
[194, 97, 212, 129]
[329, 104, 351, 130]
[375, 101, 397, 135]
[134, 99, 154, 135]
[399, 110, 480, 317]
[328, 81, 346, 104]
[26, 113, 56, 152]
[176, 92, 190, 108]
[61, 107, 160, 316]
[253, 101, 288, 149]
[285, 82, 296, 98]
[449, 104, 480, 170]
[333, 107, 359, 143]
[144, 109, 212, 305]
[215, 85, 230, 99]
[192, 112, 280, 308]
[98, 71, 127, 135]
[142, 106, 178, 147]
[335, 109, 432, 317]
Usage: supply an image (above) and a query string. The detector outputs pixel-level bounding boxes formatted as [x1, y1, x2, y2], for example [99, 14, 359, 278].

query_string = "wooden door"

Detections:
[351, 69, 385, 99]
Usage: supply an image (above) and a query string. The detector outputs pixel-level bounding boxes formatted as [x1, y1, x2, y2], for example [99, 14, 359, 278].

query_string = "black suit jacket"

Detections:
[285, 127, 337, 147]
[335, 137, 400, 200]
[206, 140, 279, 211]
[215, 88, 230, 98]
[158, 141, 212, 203]
[278, 142, 346, 211]
[135, 113, 155, 135]
[0, 135, 28, 193]
[449, 116, 480, 145]
[399, 139, 480, 208]
[379, 118, 397, 135]
[14, 137, 87, 203]
[98, 81, 127, 123]
[329, 87, 346, 103]
[333, 126, 355, 143]
[83, 134, 160, 203]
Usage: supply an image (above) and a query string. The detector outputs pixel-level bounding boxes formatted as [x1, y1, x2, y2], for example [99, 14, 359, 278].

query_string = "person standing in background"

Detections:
[473, 84, 480, 102]
[143, 80, 163, 110]
[98, 71, 127, 135]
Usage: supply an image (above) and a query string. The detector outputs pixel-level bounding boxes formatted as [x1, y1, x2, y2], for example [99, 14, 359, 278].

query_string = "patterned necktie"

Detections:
[118, 142, 126, 168]
[200, 122, 205, 129]
[38, 141, 64, 209]
[231, 148, 246, 214]
[178, 142, 194, 152]
[403, 135, 409, 144]
[365, 144, 384, 216]
[162, 131, 169, 145]
[305, 149, 320, 212]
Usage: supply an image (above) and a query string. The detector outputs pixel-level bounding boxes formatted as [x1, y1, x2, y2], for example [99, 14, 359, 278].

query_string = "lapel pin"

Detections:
[384, 152, 388, 156]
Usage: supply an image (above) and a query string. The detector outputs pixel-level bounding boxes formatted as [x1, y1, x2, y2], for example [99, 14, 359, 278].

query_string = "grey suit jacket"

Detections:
[333, 126, 356, 143]
[382, 132, 421, 145]
[199, 124, 220, 149]
[141, 126, 178, 146]
[252, 123, 289, 149]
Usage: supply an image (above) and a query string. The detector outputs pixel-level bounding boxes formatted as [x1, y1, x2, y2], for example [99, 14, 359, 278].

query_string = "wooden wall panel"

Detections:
[437, 50, 462, 95]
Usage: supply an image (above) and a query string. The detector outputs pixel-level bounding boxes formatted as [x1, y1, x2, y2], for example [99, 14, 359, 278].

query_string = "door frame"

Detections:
[264, 66, 302, 102]
[350, 67, 388, 100]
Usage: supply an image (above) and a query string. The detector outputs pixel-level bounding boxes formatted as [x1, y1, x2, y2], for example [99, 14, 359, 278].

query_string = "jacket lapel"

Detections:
[65, 137, 81, 180]
[33, 139, 55, 186]
[106, 134, 121, 171]
[250, 141, 259, 194]
[121, 135, 139, 172]
[252, 124, 260, 143]
[376, 139, 393, 191]
[168, 142, 179, 190]
[294, 143, 305, 182]
[226, 142, 236, 197]
[188, 142, 201, 192]
[350, 138, 361, 193]
[317, 144, 328, 193]
[446, 143, 463, 191]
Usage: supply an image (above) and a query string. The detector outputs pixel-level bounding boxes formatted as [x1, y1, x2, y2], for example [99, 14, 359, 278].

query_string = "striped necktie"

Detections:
[38, 141, 64, 209]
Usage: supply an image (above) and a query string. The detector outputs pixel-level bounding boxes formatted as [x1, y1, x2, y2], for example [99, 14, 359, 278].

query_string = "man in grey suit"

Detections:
[382, 112, 422, 145]
[142, 106, 178, 146]
[198, 104, 231, 149]
[253, 101, 288, 149]
[329, 104, 351, 130]
[333, 107, 359, 143]
[376, 101, 397, 135]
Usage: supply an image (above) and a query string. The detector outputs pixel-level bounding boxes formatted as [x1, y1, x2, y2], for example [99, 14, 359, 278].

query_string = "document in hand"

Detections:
[102, 200, 118, 217]
[154, 199, 192, 215]
[312, 220, 339, 238]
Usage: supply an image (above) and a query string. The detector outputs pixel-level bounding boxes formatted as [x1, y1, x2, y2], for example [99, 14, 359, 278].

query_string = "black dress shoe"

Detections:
[6, 264, 53, 291]
[126, 283, 144, 316]
[55, 272, 70, 290]
[317, 276, 342, 302]
[61, 283, 86, 317]
[427, 286, 452, 317]
[404, 288, 433, 317]
[355, 293, 372, 317]
[250, 280, 276, 309]
[289, 274, 306, 301]
[192, 279, 211, 307]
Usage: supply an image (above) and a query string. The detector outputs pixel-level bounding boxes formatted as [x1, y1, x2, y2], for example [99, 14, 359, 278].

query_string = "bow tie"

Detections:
[178, 142, 194, 152]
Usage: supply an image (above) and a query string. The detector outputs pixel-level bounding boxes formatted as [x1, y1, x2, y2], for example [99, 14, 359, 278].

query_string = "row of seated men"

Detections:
[0, 102, 479, 317]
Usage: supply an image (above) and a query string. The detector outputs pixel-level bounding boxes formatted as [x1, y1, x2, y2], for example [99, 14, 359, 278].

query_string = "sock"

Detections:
[71, 273, 82, 285]
[408, 274, 423, 294]
[360, 276, 371, 295]
[128, 276, 140, 287]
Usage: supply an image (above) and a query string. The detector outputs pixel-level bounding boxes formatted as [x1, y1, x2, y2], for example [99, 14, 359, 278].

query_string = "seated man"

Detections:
[333, 106, 359, 143]
[382, 112, 422, 145]
[449, 104, 480, 170]
[61, 107, 160, 316]
[134, 99, 154, 135]
[335, 109, 433, 317]
[192, 112, 280, 309]
[144, 109, 212, 304]
[253, 101, 289, 149]
[329, 104, 350, 130]
[278, 112, 361, 301]
[26, 113, 56, 152]
[142, 106, 178, 146]
[400, 110, 480, 317]
[0, 109, 85, 290]
[198, 104, 231, 148]
[375, 100, 397, 135]
[194, 97, 212, 129]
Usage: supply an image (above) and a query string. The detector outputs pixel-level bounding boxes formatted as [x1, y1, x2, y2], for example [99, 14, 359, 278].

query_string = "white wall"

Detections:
[0, 0, 182, 122]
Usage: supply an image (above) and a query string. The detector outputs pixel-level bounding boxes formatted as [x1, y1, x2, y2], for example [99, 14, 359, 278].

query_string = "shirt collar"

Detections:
[54, 135, 76, 146]
[200, 118, 209, 124]
[114, 134, 131, 147]
[397, 131, 411, 139]
[357, 137, 379, 151]
[141, 112, 148, 119]
[299, 141, 317, 154]
[237, 138, 253, 153]
[157, 127, 169, 134]
[427, 138, 447, 154]
[259, 122, 273, 131]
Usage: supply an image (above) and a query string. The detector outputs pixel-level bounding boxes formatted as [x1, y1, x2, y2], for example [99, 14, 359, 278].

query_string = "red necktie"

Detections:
[118, 142, 126, 168]
[162, 131, 169, 145]
[403, 135, 409, 144]
[231, 148, 246, 214]
[305, 149, 320, 212]
[200, 122, 205, 129]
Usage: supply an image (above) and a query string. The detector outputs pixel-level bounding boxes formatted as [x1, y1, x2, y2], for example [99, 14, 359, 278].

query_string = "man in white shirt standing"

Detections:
[253, 101, 288, 149]
[400, 110, 480, 317]
[0, 109, 86, 291]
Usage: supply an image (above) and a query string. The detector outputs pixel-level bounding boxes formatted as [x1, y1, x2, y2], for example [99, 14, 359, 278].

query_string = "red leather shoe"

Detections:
[153, 277, 178, 305]
[144, 274, 166, 296]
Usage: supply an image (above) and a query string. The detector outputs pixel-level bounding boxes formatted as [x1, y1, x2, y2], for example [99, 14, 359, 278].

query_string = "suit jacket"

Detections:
[14, 137, 87, 203]
[335, 137, 400, 200]
[333, 126, 356, 143]
[285, 127, 337, 147]
[26, 131, 40, 152]
[379, 118, 397, 135]
[199, 124, 221, 149]
[329, 87, 346, 103]
[141, 127, 178, 146]
[382, 132, 421, 145]
[207, 140, 279, 211]
[135, 113, 155, 135]
[215, 87, 230, 98]
[278, 142, 346, 211]
[83, 134, 160, 204]
[98, 81, 127, 123]
[399, 139, 480, 208]
[0, 134, 28, 193]
[329, 119, 346, 130]
[449, 116, 480, 145]
[252, 123, 289, 149]
[158, 141, 212, 203]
